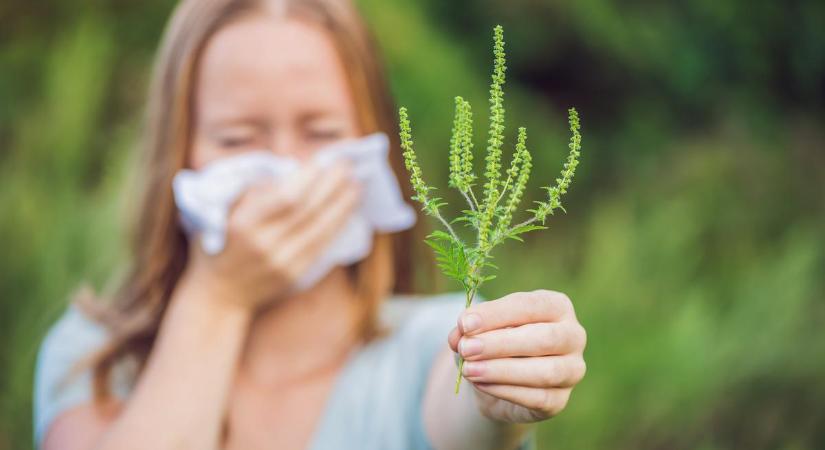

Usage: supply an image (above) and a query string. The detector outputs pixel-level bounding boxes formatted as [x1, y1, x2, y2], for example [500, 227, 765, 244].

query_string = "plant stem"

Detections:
[461, 190, 477, 213]
[455, 285, 477, 394]
[455, 358, 466, 394]
[485, 216, 540, 249]
[433, 209, 462, 243]
[468, 188, 480, 210]
[508, 215, 538, 233]
[493, 172, 514, 210]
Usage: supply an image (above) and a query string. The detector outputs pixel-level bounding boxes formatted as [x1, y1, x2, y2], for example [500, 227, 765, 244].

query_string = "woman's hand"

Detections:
[448, 290, 587, 423]
[183, 161, 362, 312]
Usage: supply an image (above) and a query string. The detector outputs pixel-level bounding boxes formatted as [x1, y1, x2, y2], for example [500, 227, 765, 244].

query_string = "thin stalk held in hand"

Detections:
[398, 25, 583, 394]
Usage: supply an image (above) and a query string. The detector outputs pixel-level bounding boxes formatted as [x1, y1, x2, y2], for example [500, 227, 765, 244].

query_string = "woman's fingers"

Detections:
[277, 181, 362, 274]
[457, 290, 576, 335]
[232, 163, 323, 227]
[451, 290, 587, 422]
[448, 326, 461, 352]
[277, 161, 354, 233]
[471, 383, 573, 420]
[457, 321, 586, 361]
[244, 161, 355, 245]
[462, 355, 586, 388]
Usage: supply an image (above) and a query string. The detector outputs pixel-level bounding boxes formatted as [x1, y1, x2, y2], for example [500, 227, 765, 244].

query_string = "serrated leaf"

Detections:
[425, 231, 469, 286]
[510, 224, 547, 236]
[428, 230, 455, 242]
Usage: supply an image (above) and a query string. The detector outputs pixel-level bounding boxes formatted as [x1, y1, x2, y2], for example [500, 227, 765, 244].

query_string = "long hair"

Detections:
[82, 0, 423, 399]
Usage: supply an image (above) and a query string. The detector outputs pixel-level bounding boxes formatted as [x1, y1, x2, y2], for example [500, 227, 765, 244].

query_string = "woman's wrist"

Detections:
[105, 266, 253, 450]
[173, 266, 254, 325]
[493, 422, 534, 450]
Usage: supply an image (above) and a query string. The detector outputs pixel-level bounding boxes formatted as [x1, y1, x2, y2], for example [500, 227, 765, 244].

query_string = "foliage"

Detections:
[398, 25, 583, 392]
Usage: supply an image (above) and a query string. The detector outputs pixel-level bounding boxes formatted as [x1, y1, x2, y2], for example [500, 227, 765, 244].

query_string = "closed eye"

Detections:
[306, 128, 344, 141]
[218, 135, 256, 148]
[213, 128, 266, 150]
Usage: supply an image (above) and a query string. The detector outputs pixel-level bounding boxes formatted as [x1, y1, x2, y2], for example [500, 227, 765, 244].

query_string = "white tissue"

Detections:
[172, 132, 417, 291]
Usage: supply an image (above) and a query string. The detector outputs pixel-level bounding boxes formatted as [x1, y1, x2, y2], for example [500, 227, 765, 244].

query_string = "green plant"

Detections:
[398, 25, 583, 393]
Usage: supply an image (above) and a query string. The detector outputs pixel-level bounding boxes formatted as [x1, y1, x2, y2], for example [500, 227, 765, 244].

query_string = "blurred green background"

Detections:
[1, 0, 823, 449]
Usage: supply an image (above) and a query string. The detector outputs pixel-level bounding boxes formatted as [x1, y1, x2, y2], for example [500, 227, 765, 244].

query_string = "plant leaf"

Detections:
[425, 231, 469, 286]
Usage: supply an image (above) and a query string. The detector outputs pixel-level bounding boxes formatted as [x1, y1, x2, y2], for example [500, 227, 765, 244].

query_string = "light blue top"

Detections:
[34, 292, 536, 449]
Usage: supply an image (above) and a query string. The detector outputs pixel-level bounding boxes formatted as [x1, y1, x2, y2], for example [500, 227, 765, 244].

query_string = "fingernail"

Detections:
[461, 314, 481, 334]
[459, 338, 483, 357]
[462, 361, 483, 377]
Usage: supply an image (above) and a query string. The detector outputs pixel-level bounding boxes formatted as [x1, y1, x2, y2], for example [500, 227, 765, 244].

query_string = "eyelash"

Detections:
[215, 129, 343, 150]
[307, 129, 342, 140]
[219, 136, 255, 148]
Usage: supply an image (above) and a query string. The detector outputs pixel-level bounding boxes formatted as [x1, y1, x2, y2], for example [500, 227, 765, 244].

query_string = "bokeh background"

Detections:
[1, 0, 824, 449]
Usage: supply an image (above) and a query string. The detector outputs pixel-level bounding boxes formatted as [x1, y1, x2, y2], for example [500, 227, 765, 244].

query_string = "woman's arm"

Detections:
[423, 290, 587, 450]
[423, 348, 533, 450]
[43, 162, 361, 450]
[44, 274, 250, 450]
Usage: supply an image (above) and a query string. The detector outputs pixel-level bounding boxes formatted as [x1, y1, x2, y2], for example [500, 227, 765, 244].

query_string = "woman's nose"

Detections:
[268, 132, 309, 161]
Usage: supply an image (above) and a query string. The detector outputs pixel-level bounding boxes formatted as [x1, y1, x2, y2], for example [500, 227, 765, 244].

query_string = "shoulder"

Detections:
[34, 305, 121, 447]
[379, 292, 465, 365]
[38, 305, 110, 365]
[367, 292, 470, 448]
[381, 291, 466, 334]
[312, 292, 471, 449]
[379, 291, 486, 355]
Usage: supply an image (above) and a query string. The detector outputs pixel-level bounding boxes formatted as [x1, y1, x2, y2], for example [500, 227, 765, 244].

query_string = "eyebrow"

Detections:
[201, 117, 270, 131]
[297, 110, 348, 123]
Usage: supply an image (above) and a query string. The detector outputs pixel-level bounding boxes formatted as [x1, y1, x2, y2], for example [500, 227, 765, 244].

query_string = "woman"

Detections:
[34, 0, 587, 449]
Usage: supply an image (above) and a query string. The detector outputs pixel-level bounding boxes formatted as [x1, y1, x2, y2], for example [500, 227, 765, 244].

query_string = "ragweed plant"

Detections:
[398, 25, 583, 394]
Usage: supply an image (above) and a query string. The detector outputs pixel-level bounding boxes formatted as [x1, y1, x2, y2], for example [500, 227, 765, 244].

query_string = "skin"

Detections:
[43, 8, 586, 450]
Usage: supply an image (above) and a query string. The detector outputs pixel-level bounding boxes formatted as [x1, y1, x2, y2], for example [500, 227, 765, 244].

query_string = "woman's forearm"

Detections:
[423, 348, 532, 450]
[95, 274, 251, 450]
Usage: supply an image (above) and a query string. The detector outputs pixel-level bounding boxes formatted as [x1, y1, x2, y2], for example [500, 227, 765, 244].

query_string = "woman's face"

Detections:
[190, 13, 360, 169]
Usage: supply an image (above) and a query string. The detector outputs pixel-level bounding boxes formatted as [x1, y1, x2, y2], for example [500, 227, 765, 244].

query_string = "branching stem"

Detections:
[461, 190, 477, 213]
[397, 25, 582, 396]
[434, 210, 461, 243]
[468, 188, 480, 211]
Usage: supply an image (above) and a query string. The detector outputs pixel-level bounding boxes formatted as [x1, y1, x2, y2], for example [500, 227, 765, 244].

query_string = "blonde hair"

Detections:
[83, 0, 422, 399]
